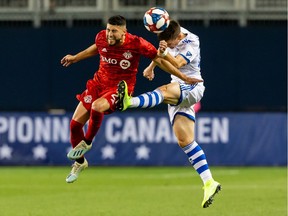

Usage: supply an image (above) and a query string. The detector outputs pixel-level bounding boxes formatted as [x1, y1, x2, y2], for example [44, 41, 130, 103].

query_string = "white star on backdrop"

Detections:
[135, 145, 150, 160]
[101, 144, 116, 159]
[0, 144, 13, 159]
[32, 144, 48, 160]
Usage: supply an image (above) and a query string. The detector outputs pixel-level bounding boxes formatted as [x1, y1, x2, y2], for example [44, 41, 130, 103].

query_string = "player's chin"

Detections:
[107, 39, 116, 45]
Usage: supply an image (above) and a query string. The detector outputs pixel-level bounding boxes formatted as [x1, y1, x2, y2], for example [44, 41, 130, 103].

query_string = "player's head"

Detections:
[158, 20, 181, 48]
[106, 15, 127, 46]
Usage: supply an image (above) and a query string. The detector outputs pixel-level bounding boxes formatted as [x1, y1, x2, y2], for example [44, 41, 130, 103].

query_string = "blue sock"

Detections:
[130, 89, 164, 108]
[182, 141, 213, 184]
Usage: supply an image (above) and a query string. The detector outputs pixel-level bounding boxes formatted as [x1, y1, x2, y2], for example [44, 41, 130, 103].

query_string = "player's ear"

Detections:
[120, 26, 127, 35]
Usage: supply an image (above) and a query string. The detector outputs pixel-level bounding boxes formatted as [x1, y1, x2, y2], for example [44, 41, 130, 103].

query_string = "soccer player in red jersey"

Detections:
[61, 15, 202, 183]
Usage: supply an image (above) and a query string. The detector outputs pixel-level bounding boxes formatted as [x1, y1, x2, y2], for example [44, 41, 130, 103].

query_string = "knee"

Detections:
[175, 131, 194, 148]
[91, 102, 101, 112]
[91, 100, 106, 112]
[157, 85, 168, 96]
[177, 138, 193, 148]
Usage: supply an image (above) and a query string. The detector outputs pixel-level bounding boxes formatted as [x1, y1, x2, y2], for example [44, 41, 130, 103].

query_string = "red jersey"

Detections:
[94, 30, 157, 92]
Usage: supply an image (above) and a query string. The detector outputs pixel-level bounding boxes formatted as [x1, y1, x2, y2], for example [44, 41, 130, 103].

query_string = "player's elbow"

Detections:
[173, 62, 182, 69]
[174, 60, 187, 69]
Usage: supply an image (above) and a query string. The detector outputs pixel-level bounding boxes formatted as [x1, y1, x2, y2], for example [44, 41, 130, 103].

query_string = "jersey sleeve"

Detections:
[179, 38, 199, 64]
[95, 30, 104, 45]
[138, 37, 158, 60]
[94, 30, 107, 54]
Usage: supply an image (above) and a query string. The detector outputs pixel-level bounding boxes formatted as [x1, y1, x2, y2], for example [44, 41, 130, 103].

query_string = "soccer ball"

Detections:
[143, 7, 170, 33]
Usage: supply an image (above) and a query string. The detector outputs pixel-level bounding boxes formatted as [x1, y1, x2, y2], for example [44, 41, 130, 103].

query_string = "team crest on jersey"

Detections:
[84, 95, 92, 103]
[186, 51, 192, 57]
[123, 51, 133, 59]
[101, 48, 107, 52]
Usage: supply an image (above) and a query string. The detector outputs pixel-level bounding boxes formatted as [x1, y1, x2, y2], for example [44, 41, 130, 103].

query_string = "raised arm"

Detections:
[152, 55, 203, 84]
[158, 40, 187, 69]
[61, 44, 98, 67]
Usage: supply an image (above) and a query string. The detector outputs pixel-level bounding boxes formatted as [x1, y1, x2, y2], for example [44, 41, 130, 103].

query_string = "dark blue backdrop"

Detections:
[0, 112, 286, 166]
[0, 25, 286, 111]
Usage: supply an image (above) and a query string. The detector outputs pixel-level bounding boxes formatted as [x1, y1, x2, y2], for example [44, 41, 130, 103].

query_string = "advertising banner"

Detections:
[0, 112, 286, 166]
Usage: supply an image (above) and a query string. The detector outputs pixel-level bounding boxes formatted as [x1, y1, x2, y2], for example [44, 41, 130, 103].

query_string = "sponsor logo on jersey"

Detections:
[101, 56, 117, 64]
[182, 39, 193, 44]
[120, 60, 131, 69]
[100, 55, 131, 69]
[123, 51, 133, 59]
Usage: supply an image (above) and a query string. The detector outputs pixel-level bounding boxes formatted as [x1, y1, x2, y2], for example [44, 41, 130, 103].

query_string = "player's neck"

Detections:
[179, 32, 187, 40]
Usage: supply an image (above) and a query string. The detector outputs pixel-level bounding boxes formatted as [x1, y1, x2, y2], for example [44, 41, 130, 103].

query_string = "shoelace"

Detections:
[71, 162, 82, 174]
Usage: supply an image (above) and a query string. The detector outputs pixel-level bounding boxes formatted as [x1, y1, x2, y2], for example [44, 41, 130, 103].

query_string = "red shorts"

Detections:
[76, 79, 118, 115]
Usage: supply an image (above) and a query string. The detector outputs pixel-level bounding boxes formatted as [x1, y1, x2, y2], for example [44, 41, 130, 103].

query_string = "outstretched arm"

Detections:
[152, 55, 203, 84]
[143, 61, 156, 81]
[61, 44, 98, 67]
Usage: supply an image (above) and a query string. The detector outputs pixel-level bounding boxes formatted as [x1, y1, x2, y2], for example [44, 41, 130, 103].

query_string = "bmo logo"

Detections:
[101, 56, 131, 69]
[101, 56, 117, 64]
[120, 60, 131, 69]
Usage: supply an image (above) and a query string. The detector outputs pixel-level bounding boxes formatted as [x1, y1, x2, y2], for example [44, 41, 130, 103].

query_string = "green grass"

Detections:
[0, 166, 286, 216]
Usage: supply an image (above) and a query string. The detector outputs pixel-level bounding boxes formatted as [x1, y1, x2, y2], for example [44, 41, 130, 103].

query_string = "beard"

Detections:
[107, 37, 122, 46]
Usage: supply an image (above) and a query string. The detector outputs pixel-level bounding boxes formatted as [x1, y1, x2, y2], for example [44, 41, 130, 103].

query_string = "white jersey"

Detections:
[168, 27, 203, 82]
[167, 27, 205, 125]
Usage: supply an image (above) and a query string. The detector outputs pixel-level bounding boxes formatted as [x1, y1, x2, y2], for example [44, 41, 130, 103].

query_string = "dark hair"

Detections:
[108, 15, 126, 26]
[158, 20, 181, 41]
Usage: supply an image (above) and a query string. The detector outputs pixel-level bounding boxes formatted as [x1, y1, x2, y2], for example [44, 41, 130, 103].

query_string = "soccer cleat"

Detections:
[66, 158, 88, 183]
[117, 80, 131, 111]
[67, 140, 92, 160]
[201, 179, 221, 208]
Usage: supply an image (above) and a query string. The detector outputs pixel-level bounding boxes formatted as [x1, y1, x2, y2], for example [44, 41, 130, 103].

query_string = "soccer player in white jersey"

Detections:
[117, 20, 221, 208]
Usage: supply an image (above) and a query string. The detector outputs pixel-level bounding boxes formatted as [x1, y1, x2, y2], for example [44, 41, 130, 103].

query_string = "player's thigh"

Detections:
[98, 89, 118, 114]
[159, 82, 181, 105]
[72, 102, 90, 124]
[92, 97, 110, 112]
[173, 114, 195, 146]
